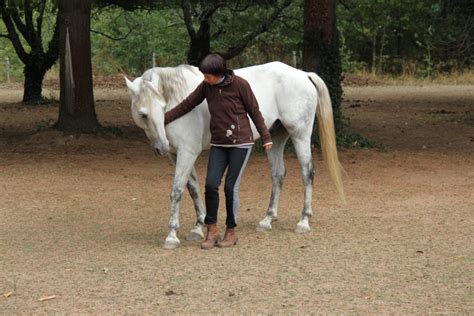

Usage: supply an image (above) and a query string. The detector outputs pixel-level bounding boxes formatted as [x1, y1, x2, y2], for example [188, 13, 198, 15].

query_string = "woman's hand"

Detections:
[263, 143, 272, 151]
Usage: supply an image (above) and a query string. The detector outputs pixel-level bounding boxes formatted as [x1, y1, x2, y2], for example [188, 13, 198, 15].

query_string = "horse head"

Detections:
[125, 72, 170, 155]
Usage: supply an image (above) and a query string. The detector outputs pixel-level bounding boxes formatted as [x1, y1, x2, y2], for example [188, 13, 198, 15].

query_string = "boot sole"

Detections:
[218, 238, 238, 248]
[200, 236, 222, 250]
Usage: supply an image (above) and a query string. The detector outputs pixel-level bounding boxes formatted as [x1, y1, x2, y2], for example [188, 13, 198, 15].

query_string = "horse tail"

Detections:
[307, 73, 346, 203]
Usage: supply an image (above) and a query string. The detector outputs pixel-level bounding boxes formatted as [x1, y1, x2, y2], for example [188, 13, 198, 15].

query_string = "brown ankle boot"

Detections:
[201, 224, 221, 249]
[219, 228, 238, 248]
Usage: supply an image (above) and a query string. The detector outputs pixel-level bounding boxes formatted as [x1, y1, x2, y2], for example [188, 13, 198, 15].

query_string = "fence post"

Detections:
[292, 51, 297, 68]
[5, 57, 10, 83]
[152, 52, 156, 68]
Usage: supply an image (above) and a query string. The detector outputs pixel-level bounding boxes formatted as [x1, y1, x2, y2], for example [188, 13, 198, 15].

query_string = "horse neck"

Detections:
[156, 66, 201, 110]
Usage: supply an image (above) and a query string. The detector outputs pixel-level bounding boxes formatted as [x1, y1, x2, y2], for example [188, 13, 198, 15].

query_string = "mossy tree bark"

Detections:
[303, 0, 344, 140]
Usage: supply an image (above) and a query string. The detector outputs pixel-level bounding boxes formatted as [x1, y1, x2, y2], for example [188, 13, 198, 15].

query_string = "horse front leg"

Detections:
[163, 150, 198, 249]
[167, 154, 206, 241]
[185, 167, 206, 241]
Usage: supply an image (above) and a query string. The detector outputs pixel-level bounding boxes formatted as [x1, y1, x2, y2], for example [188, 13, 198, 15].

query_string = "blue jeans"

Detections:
[204, 146, 252, 228]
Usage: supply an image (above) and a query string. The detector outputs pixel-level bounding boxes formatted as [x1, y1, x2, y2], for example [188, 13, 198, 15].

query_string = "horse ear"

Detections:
[144, 79, 160, 97]
[125, 76, 139, 95]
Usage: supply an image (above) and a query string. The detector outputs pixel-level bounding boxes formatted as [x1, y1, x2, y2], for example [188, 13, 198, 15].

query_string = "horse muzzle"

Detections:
[151, 140, 169, 155]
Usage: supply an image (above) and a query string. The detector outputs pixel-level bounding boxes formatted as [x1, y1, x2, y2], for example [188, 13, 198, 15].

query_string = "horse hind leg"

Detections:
[257, 120, 289, 232]
[185, 167, 206, 241]
[291, 135, 315, 234]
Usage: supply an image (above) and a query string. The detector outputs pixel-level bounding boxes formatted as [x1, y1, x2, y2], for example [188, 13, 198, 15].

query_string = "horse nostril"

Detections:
[151, 141, 169, 155]
[150, 143, 159, 154]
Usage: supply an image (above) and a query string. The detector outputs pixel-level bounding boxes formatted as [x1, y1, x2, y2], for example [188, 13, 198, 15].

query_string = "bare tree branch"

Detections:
[24, 0, 35, 40]
[221, 0, 292, 60]
[180, 0, 196, 38]
[199, 2, 222, 21]
[90, 27, 135, 41]
[0, 3, 29, 63]
[36, 0, 46, 40]
[211, 27, 225, 40]
[229, 0, 251, 12]
[44, 13, 59, 66]
[9, 6, 31, 42]
[276, 16, 303, 34]
[94, 0, 164, 11]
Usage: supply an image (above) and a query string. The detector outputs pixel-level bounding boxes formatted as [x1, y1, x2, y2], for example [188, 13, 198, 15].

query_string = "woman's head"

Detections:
[199, 53, 227, 78]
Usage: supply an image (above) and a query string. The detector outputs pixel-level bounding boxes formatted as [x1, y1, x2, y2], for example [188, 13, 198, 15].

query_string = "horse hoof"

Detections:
[186, 230, 204, 241]
[163, 237, 181, 250]
[256, 220, 272, 232]
[295, 222, 311, 234]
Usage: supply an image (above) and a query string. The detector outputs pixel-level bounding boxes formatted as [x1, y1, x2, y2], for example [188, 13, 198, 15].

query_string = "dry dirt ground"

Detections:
[0, 84, 473, 314]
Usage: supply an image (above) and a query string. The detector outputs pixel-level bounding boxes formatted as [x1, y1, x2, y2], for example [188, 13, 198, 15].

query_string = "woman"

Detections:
[164, 53, 272, 249]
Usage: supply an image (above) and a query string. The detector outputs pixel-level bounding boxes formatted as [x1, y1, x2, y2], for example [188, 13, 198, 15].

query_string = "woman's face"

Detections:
[203, 73, 222, 85]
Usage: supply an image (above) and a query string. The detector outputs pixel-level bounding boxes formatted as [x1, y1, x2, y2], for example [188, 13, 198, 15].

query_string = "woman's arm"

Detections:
[239, 79, 273, 147]
[164, 81, 207, 125]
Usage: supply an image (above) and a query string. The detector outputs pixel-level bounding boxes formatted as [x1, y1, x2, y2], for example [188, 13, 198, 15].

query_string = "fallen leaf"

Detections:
[165, 290, 177, 296]
[38, 295, 56, 302]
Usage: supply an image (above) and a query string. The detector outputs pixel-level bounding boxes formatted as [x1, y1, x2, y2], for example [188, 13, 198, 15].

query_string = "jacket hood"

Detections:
[218, 70, 234, 87]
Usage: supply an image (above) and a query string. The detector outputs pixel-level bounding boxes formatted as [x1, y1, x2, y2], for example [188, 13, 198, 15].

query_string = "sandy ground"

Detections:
[0, 84, 473, 314]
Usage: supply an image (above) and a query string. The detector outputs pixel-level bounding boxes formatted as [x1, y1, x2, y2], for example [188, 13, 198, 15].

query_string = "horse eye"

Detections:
[139, 112, 148, 119]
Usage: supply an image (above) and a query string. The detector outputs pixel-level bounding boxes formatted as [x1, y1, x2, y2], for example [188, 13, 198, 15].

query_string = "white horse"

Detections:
[125, 62, 345, 249]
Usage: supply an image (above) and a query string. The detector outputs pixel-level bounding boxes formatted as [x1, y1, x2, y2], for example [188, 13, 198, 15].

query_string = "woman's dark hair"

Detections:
[199, 53, 227, 75]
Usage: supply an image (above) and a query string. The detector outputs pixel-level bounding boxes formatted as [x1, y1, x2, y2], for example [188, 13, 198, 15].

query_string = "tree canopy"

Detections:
[2, 0, 471, 84]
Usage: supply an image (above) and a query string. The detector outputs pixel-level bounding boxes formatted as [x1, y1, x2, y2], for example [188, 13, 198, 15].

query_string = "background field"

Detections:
[1, 84, 473, 313]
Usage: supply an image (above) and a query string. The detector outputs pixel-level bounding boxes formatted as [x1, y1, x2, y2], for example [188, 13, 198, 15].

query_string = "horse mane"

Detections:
[141, 65, 200, 107]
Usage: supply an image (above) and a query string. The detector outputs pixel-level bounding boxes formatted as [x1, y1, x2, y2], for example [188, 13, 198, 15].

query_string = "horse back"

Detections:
[235, 62, 318, 132]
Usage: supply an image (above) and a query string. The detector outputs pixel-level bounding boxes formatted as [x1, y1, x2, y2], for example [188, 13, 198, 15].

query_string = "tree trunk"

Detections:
[22, 62, 47, 104]
[56, 0, 99, 133]
[378, 25, 387, 74]
[1, 0, 60, 105]
[187, 21, 211, 66]
[371, 33, 377, 75]
[302, 0, 343, 137]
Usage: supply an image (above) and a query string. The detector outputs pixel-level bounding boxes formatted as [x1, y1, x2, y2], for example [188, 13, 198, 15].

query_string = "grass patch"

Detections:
[343, 69, 474, 86]
[96, 126, 125, 137]
[35, 119, 56, 132]
[336, 131, 378, 149]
